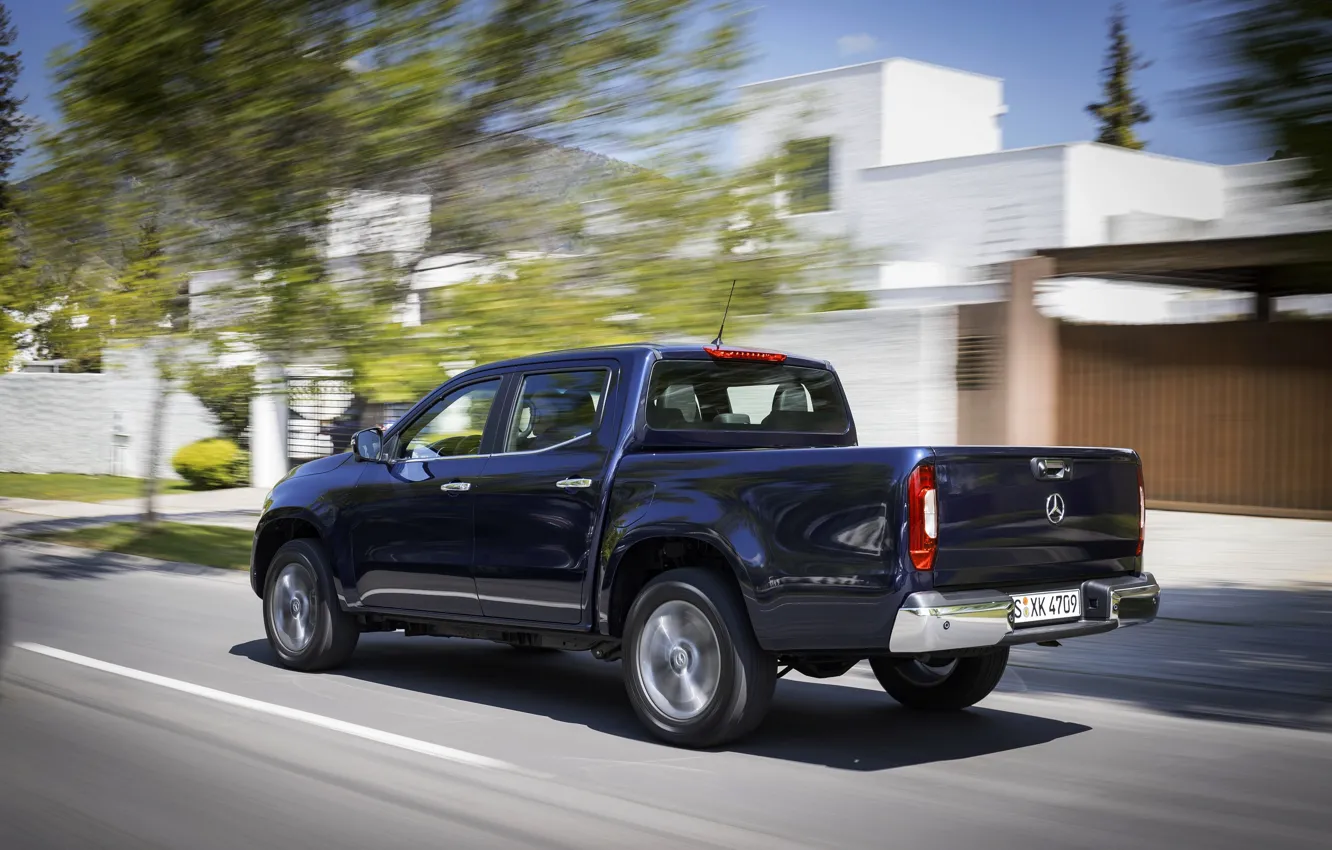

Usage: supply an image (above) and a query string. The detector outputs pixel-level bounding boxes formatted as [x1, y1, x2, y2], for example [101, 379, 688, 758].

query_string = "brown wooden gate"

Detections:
[1058, 320, 1332, 516]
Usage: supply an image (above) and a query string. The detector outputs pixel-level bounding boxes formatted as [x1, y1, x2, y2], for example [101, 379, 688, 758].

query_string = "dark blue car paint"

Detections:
[252, 343, 1144, 654]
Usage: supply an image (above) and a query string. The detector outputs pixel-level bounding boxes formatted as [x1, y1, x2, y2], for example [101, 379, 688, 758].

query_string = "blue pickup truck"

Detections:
[252, 343, 1160, 747]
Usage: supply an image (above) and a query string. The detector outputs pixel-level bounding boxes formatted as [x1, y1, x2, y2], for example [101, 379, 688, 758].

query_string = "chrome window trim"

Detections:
[392, 452, 494, 465]
[500, 431, 592, 457]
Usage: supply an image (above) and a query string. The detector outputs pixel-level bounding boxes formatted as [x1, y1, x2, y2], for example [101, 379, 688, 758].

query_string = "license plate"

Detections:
[1011, 589, 1081, 625]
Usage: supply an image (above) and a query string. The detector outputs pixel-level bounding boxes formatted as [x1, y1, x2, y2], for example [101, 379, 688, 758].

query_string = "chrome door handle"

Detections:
[555, 478, 593, 489]
[440, 481, 471, 492]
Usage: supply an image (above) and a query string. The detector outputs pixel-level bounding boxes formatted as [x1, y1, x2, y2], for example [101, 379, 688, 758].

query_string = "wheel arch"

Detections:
[599, 527, 757, 638]
[251, 510, 324, 598]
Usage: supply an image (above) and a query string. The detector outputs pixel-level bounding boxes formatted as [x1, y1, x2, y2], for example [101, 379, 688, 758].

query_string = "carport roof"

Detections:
[1033, 230, 1332, 296]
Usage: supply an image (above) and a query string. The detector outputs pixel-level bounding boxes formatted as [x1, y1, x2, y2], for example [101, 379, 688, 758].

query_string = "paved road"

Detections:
[1, 538, 1329, 850]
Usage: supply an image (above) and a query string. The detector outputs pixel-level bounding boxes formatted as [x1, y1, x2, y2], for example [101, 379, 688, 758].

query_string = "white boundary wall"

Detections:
[0, 344, 218, 478]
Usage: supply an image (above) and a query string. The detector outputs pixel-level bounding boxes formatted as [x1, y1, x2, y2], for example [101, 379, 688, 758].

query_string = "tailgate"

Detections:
[931, 447, 1142, 589]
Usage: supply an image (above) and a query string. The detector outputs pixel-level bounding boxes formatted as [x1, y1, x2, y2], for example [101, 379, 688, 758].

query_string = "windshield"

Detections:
[646, 360, 850, 434]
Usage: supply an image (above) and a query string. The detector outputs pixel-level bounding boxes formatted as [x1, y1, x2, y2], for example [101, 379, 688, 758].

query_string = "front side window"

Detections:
[505, 370, 608, 452]
[646, 361, 848, 434]
[395, 379, 501, 460]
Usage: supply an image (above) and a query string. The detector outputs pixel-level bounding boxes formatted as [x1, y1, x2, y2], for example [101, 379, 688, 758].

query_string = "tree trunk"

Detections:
[141, 347, 171, 528]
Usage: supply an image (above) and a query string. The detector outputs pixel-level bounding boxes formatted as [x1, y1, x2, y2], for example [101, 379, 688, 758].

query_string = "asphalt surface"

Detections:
[1, 536, 1330, 850]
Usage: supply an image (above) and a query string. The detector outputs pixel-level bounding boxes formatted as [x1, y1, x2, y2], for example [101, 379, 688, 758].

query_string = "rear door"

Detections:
[931, 447, 1142, 589]
[471, 362, 620, 624]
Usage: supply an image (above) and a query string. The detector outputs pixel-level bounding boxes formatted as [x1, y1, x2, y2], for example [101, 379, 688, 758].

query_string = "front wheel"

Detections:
[623, 568, 776, 748]
[870, 648, 1009, 711]
[263, 539, 359, 671]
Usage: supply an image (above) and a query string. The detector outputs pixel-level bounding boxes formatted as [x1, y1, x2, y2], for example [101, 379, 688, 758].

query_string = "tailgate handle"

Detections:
[1031, 458, 1071, 480]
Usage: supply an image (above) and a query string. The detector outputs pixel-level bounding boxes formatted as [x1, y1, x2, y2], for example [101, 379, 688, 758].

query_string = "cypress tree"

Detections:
[1086, 2, 1152, 150]
[0, 2, 23, 209]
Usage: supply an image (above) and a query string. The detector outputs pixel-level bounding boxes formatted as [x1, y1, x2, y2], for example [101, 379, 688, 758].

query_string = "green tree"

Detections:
[0, 1, 24, 210]
[1086, 2, 1152, 150]
[45, 0, 860, 411]
[90, 216, 190, 525]
[186, 364, 255, 445]
[1195, 0, 1332, 200]
[0, 1, 27, 368]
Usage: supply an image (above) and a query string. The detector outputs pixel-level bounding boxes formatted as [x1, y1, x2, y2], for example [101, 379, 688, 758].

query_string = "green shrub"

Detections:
[817, 290, 872, 312]
[171, 438, 249, 489]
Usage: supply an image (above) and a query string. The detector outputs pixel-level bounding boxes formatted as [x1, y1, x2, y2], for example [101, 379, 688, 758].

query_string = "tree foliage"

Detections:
[186, 364, 255, 445]
[1086, 2, 1152, 150]
[41, 0, 859, 404]
[0, 1, 26, 368]
[0, 1, 24, 209]
[1195, 0, 1332, 200]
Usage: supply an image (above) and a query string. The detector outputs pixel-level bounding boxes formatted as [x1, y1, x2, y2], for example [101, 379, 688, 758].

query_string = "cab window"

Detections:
[395, 379, 501, 460]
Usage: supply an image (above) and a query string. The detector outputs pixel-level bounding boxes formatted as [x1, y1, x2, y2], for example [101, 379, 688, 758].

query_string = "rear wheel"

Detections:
[623, 568, 776, 748]
[263, 539, 359, 671]
[870, 648, 1009, 711]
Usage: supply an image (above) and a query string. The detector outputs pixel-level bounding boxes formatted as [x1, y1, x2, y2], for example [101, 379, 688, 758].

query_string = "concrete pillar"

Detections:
[250, 364, 289, 488]
[1005, 256, 1059, 446]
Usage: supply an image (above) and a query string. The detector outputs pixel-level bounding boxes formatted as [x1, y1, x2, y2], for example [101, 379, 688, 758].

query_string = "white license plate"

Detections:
[1011, 589, 1081, 625]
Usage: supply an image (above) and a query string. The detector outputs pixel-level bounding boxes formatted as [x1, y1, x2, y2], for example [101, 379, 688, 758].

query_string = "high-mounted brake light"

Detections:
[1136, 464, 1145, 557]
[703, 345, 787, 363]
[907, 462, 938, 571]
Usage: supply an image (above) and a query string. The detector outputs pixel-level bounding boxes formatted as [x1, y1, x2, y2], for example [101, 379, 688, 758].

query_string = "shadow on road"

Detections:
[1, 536, 242, 581]
[230, 635, 1089, 771]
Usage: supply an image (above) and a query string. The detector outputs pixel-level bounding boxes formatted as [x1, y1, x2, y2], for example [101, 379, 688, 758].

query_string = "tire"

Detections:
[263, 539, 359, 671]
[622, 568, 776, 748]
[869, 648, 1010, 711]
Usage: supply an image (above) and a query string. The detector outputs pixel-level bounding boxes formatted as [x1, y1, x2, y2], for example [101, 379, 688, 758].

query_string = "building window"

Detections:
[785, 137, 832, 214]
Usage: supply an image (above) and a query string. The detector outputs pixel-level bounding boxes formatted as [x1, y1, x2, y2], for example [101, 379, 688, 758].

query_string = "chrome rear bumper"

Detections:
[888, 573, 1160, 655]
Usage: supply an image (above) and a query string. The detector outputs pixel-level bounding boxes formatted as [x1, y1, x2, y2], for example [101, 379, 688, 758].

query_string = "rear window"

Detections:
[646, 361, 850, 434]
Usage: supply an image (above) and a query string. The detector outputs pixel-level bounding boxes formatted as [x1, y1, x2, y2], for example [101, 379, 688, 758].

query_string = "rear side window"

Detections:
[646, 361, 849, 434]
[504, 369, 608, 452]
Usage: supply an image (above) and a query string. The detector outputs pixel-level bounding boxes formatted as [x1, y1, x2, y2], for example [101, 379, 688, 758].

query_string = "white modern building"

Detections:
[737, 57, 1332, 322]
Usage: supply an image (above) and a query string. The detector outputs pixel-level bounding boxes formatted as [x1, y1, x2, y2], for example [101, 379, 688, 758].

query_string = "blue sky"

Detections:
[6, 0, 1261, 175]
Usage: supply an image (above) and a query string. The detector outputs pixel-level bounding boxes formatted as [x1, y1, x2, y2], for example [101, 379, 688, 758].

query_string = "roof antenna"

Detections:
[712, 279, 738, 346]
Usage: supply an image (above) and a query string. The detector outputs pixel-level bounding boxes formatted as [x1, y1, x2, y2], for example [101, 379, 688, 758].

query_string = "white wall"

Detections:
[737, 61, 883, 244]
[742, 306, 958, 447]
[880, 59, 1004, 167]
[1216, 160, 1332, 238]
[859, 146, 1068, 272]
[1063, 143, 1225, 247]
[0, 343, 219, 478]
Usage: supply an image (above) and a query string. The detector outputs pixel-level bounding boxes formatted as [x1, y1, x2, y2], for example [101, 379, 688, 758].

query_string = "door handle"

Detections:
[555, 478, 593, 489]
[440, 481, 472, 492]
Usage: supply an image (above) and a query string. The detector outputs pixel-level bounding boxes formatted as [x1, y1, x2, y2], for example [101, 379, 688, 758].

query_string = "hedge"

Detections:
[171, 438, 250, 489]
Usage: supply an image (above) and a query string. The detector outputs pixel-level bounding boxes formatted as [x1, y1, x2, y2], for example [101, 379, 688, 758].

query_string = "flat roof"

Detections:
[1033, 230, 1332, 296]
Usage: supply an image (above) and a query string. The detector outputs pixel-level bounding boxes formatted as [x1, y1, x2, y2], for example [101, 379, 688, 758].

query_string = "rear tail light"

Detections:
[1136, 464, 1145, 557]
[907, 462, 937, 570]
[703, 345, 787, 363]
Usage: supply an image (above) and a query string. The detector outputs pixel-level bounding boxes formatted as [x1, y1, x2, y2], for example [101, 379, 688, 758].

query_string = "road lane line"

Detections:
[14, 642, 542, 778]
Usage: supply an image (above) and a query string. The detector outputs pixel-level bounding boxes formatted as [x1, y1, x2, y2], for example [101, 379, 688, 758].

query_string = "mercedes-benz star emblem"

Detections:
[1045, 493, 1066, 525]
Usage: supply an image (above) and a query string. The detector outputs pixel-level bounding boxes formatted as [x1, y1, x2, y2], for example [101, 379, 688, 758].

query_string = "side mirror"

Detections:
[352, 427, 384, 463]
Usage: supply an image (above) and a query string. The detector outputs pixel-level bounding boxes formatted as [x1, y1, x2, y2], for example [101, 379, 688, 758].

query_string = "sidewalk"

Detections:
[0, 487, 266, 532]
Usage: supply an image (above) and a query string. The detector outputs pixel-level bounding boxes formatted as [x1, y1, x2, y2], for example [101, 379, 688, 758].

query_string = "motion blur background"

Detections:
[0, 1, 1328, 848]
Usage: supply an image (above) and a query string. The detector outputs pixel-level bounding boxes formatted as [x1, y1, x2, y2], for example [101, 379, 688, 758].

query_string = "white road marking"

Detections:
[15, 642, 542, 778]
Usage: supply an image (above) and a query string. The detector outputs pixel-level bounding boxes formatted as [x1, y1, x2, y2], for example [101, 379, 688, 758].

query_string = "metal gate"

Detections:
[285, 372, 358, 464]
[1058, 320, 1332, 516]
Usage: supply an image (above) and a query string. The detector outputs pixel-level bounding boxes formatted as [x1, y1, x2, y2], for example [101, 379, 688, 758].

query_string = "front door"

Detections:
[472, 366, 617, 624]
[349, 377, 503, 616]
